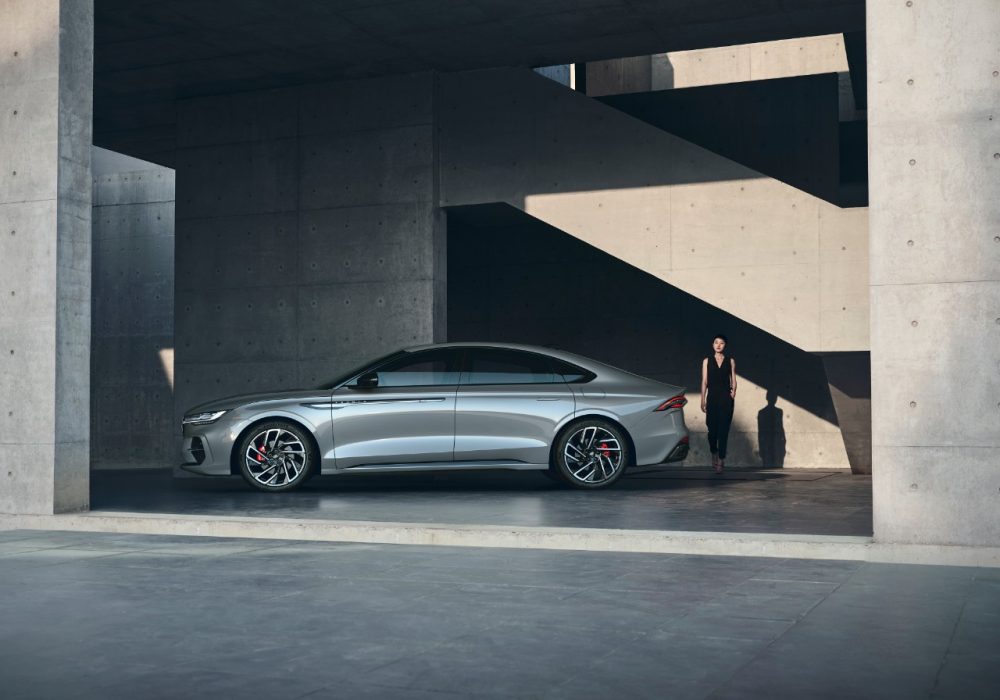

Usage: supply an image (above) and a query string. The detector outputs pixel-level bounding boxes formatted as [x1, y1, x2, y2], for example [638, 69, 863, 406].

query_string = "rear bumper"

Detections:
[663, 438, 690, 462]
[631, 408, 689, 465]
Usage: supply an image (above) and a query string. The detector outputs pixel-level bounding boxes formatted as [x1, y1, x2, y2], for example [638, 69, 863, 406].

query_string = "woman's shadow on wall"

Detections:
[757, 390, 786, 468]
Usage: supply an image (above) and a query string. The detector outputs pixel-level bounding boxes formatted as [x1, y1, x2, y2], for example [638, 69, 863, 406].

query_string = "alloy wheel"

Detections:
[244, 427, 307, 488]
[563, 425, 623, 485]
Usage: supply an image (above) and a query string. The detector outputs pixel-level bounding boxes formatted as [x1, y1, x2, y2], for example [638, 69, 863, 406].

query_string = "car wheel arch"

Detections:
[229, 416, 321, 476]
[550, 414, 637, 468]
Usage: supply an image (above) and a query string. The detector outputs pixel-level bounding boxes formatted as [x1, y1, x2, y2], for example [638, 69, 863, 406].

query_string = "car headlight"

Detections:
[182, 410, 228, 426]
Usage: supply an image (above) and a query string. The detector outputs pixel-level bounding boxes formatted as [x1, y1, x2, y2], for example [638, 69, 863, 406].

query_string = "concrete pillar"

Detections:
[868, 1, 1000, 545]
[0, 0, 93, 513]
[91, 164, 175, 470]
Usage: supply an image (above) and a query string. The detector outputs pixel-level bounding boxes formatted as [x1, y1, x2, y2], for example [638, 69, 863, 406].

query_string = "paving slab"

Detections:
[0, 531, 997, 700]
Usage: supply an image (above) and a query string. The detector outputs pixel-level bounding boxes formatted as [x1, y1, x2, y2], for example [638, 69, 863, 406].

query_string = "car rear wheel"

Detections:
[554, 419, 630, 489]
[237, 421, 315, 492]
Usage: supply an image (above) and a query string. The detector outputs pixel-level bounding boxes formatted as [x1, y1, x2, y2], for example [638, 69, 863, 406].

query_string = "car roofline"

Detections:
[403, 342, 669, 387]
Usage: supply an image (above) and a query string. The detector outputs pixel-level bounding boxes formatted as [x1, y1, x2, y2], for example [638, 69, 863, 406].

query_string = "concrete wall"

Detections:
[439, 68, 870, 470]
[449, 206, 846, 469]
[599, 74, 843, 205]
[0, 0, 93, 513]
[868, 1, 1000, 545]
[173, 74, 445, 453]
[586, 56, 652, 97]
[652, 34, 849, 90]
[594, 35, 861, 123]
[440, 68, 869, 354]
[168, 65, 870, 472]
[91, 166, 175, 469]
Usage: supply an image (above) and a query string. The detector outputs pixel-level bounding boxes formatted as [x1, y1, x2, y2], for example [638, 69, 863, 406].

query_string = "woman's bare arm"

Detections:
[730, 358, 737, 399]
[701, 358, 708, 412]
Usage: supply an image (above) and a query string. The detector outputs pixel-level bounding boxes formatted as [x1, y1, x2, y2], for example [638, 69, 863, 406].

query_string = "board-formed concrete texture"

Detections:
[173, 74, 445, 445]
[91, 166, 175, 470]
[868, 0, 1000, 548]
[0, 0, 93, 514]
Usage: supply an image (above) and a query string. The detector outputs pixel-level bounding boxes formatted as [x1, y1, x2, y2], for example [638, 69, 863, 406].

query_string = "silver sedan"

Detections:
[180, 343, 690, 491]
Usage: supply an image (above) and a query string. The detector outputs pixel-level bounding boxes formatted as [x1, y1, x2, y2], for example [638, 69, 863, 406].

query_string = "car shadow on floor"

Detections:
[88, 467, 873, 537]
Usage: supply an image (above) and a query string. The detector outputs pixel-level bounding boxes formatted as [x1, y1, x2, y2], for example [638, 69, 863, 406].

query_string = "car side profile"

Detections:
[180, 343, 690, 491]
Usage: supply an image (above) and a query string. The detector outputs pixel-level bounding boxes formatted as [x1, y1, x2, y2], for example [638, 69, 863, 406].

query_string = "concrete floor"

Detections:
[91, 468, 873, 536]
[1, 529, 996, 699]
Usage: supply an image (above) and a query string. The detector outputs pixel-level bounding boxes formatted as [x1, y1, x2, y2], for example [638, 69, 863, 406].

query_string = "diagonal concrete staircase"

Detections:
[439, 67, 868, 355]
[438, 68, 871, 471]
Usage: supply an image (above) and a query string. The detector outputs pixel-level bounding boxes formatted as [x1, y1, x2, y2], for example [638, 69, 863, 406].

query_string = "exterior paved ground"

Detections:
[2, 529, 996, 699]
[91, 468, 873, 536]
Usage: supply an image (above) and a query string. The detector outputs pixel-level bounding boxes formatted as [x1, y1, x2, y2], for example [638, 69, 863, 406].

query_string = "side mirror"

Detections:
[355, 371, 379, 389]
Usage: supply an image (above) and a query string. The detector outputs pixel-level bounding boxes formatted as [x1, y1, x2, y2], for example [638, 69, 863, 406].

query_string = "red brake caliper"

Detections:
[598, 442, 611, 459]
[256, 442, 266, 462]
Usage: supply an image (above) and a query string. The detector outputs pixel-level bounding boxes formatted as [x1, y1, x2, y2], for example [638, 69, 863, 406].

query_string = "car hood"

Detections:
[186, 389, 327, 414]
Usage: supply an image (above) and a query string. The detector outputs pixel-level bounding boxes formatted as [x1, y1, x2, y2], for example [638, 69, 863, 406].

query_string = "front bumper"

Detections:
[179, 420, 235, 476]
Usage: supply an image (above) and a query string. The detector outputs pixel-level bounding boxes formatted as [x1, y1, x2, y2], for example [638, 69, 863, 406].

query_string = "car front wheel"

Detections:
[237, 421, 315, 492]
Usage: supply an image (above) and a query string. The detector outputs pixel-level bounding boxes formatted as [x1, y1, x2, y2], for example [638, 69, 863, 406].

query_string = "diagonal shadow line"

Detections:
[446, 202, 841, 430]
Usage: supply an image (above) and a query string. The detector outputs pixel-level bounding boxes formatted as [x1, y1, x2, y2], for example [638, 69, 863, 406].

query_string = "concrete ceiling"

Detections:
[94, 0, 864, 164]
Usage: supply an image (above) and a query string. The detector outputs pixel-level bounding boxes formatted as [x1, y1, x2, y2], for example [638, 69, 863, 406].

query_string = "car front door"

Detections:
[331, 348, 461, 469]
[454, 348, 576, 466]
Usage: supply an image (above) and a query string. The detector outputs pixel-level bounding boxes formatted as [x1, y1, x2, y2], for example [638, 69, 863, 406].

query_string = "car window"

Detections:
[317, 351, 403, 389]
[372, 349, 461, 387]
[549, 357, 595, 383]
[463, 348, 561, 385]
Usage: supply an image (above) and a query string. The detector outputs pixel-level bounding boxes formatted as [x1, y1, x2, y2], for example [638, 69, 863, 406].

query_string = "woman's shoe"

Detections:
[717, 458, 725, 474]
[712, 454, 722, 474]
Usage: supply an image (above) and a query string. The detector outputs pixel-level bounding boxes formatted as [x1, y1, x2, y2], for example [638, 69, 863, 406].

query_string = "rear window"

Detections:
[463, 348, 559, 385]
[549, 357, 595, 383]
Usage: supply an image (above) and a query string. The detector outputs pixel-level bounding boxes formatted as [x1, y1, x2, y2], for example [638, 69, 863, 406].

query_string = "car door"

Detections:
[331, 348, 461, 469]
[454, 348, 576, 466]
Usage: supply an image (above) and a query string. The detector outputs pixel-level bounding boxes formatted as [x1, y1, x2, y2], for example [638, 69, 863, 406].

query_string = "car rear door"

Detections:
[331, 348, 461, 469]
[454, 348, 576, 466]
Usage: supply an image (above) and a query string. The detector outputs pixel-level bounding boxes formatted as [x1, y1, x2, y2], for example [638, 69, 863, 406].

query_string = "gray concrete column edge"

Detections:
[2, 513, 999, 568]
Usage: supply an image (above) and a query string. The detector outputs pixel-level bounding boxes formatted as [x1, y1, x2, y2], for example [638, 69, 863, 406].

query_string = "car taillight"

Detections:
[654, 394, 688, 411]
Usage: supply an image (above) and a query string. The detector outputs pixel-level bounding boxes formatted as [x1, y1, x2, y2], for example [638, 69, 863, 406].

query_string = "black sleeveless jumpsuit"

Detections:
[706, 355, 734, 459]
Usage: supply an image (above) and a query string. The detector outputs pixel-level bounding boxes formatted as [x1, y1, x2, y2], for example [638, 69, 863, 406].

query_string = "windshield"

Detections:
[316, 351, 405, 390]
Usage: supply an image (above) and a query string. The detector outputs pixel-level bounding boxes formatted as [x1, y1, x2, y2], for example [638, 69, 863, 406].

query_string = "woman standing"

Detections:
[701, 334, 737, 474]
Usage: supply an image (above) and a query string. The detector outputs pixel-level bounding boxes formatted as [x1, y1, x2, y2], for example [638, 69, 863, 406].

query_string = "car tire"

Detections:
[237, 420, 316, 493]
[554, 419, 630, 489]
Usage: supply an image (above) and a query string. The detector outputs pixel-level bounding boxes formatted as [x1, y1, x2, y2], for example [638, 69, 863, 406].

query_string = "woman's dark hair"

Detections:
[713, 334, 729, 345]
